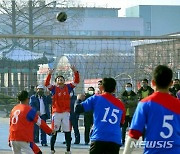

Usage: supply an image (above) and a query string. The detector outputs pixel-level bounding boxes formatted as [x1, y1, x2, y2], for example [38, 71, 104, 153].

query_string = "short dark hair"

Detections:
[142, 78, 148, 83]
[98, 80, 102, 86]
[126, 82, 132, 87]
[98, 80, 102, 84]
[55, 75, 65, 82]
[88, 86, 95, 91]
[102, 78, 116, 93]
[153, 65, 173, 89]
[17, 90, 29, 102]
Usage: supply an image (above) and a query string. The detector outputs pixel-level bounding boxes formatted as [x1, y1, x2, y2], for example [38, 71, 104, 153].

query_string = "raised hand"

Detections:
[48, 69, 54, 74]
[70, 65, 77, 73]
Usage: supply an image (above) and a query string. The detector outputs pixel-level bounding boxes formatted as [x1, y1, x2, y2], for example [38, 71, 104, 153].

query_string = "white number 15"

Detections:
[101, 107, 119, 124]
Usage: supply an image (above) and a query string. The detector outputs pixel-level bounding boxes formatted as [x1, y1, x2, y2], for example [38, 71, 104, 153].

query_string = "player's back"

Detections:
[87, 93, 125, 145]
[140, 92, 180, 153]
[9, 104, 36, 142]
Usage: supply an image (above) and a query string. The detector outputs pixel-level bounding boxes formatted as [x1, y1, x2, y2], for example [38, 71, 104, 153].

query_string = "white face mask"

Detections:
[125, 87, 132, 92]
[88, 90, 94, 95]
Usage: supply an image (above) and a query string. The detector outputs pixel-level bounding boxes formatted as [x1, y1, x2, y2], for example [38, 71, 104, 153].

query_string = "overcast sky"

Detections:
[80, 0, 180, 16]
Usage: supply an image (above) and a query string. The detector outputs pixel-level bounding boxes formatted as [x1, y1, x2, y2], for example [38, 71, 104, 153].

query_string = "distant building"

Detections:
[126, 5, 180, 36]
[0, 6, 144, 56]
[53, 7, 144, 37]
[52, 7, 144, 56]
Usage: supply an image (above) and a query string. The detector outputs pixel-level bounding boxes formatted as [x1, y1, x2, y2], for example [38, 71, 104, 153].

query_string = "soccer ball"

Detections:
[56, 12, 67, 22]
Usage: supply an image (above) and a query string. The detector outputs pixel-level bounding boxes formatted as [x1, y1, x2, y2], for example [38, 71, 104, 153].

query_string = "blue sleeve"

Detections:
[67, 84, 73, 94]
[29, 96, 36, 108]
[50, 86, 56, 96]
[26, 108, 37, 122]
[82, 95, 95, 112]
[130, 102, 148, 133]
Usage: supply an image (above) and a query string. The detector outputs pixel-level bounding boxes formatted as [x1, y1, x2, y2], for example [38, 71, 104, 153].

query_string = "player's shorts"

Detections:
[10, 141, 34, 154]
[52, 112, 71, 132]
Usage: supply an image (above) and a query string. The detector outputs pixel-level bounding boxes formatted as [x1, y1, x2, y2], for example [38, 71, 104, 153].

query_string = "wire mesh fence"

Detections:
[0, 34, 180, 114]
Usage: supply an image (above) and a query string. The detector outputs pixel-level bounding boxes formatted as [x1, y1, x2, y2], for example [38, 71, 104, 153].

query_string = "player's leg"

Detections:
[11, 141, 22, 154]
[51, 113, 61, 153]
[105, 142, 120, 154]
[30, 142, 42, 154]
[89, 141, 105, 154]
[13, 141, 34, 154]
[50, 132, 57, 153]
[62, 112, 72, 152]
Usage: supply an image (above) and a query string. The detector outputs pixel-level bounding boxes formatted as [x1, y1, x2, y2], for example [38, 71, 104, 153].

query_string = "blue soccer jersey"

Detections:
[129, 92, 180, 154]
[81, 93, 125, 145]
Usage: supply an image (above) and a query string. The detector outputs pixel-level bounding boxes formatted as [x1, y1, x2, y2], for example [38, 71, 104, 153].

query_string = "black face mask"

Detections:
[174, 84, 180, 90]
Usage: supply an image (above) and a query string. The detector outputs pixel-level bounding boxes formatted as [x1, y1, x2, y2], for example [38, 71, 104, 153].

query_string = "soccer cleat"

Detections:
[65, 151, 71, 154]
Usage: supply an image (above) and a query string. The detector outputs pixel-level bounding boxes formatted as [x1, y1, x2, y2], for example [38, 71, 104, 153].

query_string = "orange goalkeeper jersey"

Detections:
[9, 104, 52, 142]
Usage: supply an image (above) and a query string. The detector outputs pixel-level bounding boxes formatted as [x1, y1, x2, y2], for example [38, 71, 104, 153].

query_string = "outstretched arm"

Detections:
[27, 108, 53, 135]
[70, 65, 80, 87]
[44, 69, 54, 90]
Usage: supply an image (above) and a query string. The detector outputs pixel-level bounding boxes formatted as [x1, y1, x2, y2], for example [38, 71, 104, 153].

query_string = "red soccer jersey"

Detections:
[9, 104, 52, 142]
[45, 71, 80, 113]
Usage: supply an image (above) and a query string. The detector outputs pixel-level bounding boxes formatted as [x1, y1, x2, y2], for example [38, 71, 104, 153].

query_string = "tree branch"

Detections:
[0, 17, 12, 27]
[15, 2, 29, 20]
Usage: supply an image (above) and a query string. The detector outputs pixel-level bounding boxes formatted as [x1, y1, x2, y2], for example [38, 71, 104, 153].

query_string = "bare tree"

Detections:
[0, 0, 84, 52]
